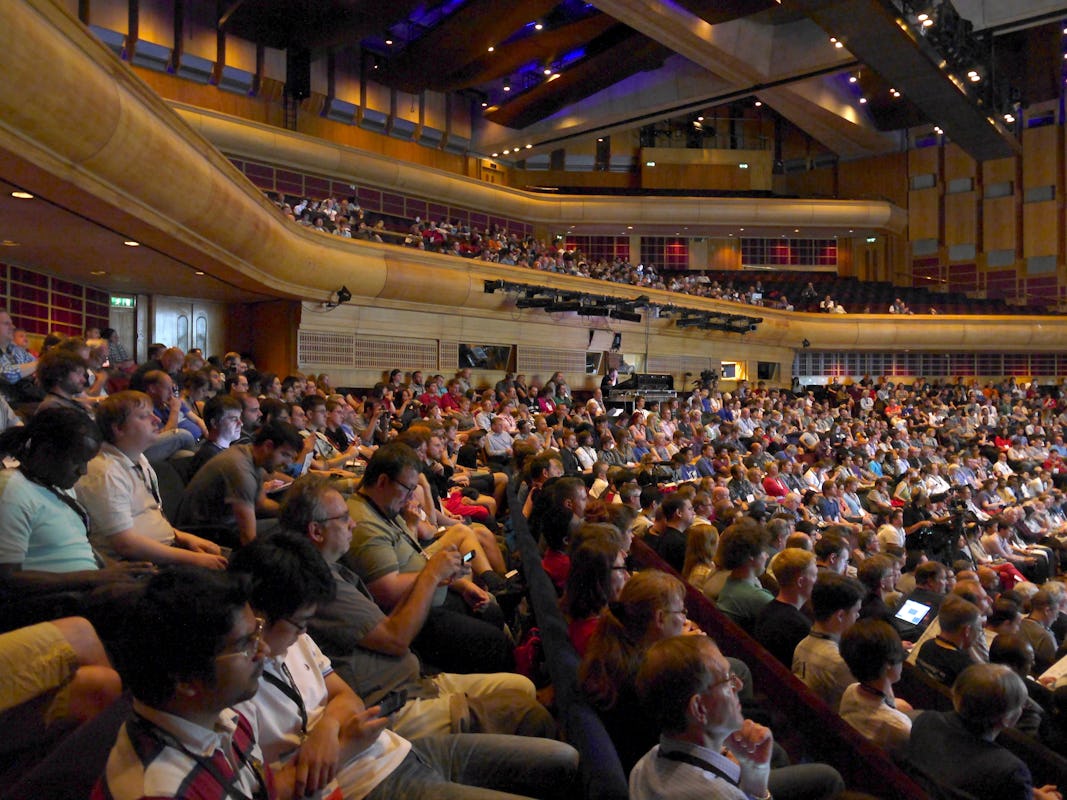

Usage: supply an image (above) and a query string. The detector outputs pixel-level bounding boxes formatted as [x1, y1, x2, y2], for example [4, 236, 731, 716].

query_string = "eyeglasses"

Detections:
[282, 615, 312, 633]
[393, 476, 419, 496]
[707, 671, 744, 692]
[217, 616, 265, 660]
[315, 511, 351, 524]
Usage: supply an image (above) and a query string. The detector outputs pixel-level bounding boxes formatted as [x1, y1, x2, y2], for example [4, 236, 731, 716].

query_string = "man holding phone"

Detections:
[230, 532, 578, 800]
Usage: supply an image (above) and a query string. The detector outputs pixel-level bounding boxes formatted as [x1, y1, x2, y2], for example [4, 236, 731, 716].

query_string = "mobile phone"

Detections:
[377, 689, 407, 717]
[462, 549, 476, 563]
[504, 569, 519, 580]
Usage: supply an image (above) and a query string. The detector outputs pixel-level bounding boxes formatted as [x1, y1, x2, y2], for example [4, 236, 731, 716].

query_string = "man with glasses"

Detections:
[345, 442, 513, 674]
[229, 532, 578, 800]
[96, 567, 272, 800]
[281, 474, 556, 741]
[631, 635, 843, 800]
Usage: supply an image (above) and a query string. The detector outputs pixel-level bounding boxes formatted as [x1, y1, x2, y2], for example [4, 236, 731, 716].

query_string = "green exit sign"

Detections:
[110, 296, 136, 309]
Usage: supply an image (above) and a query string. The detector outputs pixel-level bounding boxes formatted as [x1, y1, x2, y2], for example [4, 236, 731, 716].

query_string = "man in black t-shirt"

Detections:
[915, 594, 981, 688]
[755, 548, 816, 666]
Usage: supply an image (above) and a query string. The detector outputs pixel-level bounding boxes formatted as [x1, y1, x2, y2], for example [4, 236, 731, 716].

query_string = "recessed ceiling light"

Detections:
[89, 269, 106, 275]
[123, 240, 140, 247]
[1, 240, 19, 247]
[859, 97, 867, 104]
[194, 271, 205, 276]
[849, 76, 857, 83]
[11, 191, 33, 200]
[503, 84, 511, 92]
[754, 101, 762, 107]
[627, 226, 633, 230]
[503, 149, 510, 155]
[487, 46, 494, 53]
[597, 137, 604, 142]
[481, 102, 488, 107]
[525, 143, 532, 149]
[534, 22, 543, 30]
[834, 40, 844, 48]
[543, 67, 552, 75]
[385, 38, 393, 45]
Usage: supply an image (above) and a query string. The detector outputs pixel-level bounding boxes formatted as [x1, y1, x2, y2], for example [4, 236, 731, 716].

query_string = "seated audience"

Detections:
[0, 407, 151, 628]
[228, 532, 579, 800]
[343, 443, 511, 674]
[281, 475, 554, 740]
[906, 663, 1061, 800]
[914, 593, 983, 688]
[94, 567, 269, 800]
[75, 391, 227, 569]
[792, 572, 865, 712]
[837, 619, 913, 756]
[174, 421, 303, 546]
[562, 533, 630, 656]
[754, 548, 817, 667]
[715, 521, 775, 633]
[630, 634, 844, 800]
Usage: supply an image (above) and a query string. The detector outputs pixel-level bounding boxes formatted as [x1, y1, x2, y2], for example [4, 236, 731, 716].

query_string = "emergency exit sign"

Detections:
[110, 296, 135, 308]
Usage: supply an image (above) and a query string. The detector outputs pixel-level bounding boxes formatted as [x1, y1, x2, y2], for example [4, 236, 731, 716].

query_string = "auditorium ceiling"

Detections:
[219, 0, 1067, 161]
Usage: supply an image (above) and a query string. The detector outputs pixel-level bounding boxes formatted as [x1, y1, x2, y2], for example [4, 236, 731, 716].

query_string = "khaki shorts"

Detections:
[0, 621, 78, 719]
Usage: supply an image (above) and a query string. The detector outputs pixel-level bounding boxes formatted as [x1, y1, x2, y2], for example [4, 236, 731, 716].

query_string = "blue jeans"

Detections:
[365, 734, 579, 800]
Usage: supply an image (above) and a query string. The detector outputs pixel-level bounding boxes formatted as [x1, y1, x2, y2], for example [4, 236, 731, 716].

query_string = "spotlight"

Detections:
[335, 285, 352, 304]
[802, 338, 811, 348]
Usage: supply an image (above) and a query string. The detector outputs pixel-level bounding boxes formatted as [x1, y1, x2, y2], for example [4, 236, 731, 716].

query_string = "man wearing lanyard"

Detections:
[94, 568, 273, 800]
[76, 391, 227, 570]
[630, 635, 843, 800]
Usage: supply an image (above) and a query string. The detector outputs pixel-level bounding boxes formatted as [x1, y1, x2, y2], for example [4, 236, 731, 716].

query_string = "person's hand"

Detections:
[175, 531, 222, 555]
[292, 717, 342, 797]
[681, 618, 704, 636]
[339, 706, 390, 759]
[101, 562, 157, 584]
[168, 395, 182, 417]
[426, 545, 463, 584]
[191, 551, 229, 570]
[455, 579, 490, 611]
[726, 720, 774, 768]
[1033, 785, 1062, 800]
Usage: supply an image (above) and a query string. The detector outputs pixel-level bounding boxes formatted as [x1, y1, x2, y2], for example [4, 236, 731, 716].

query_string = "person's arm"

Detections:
[0, 561, 153, 595]
[725, 720, 773, 800]
[360, 547, 463, 653]
[272, 671, 389, 800]
[105, 529, 227, 569]
[161, 396, 182, 432]
[183, 406, 208, 437]
[231, 500, 258, 546]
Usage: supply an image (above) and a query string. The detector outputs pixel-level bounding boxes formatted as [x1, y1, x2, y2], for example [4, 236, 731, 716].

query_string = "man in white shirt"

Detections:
[75, 391, 226, 569]
[630, 634, 843, 800]
[230, 531, 579, 800]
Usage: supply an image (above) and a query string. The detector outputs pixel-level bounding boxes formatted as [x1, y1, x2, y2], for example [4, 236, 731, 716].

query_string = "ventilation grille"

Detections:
[299, 330, 438, 370]
[439, 341, 459, 372]
[298, 330, 356, 367]
[518, 347, 586, 374]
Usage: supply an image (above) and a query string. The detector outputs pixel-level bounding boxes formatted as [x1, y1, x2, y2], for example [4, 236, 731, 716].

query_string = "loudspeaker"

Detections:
[286, 48, 311, 100]
[611, 332, 622, 351]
